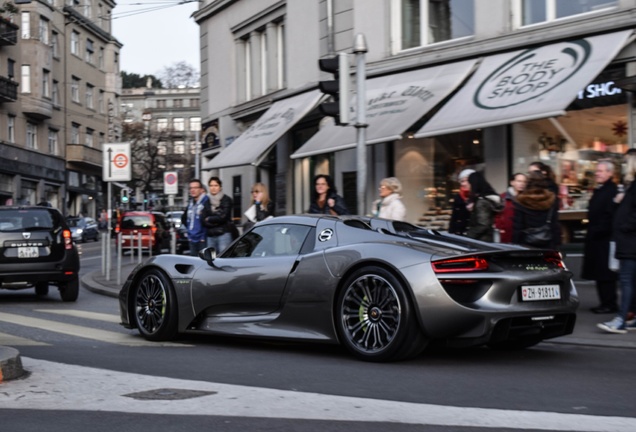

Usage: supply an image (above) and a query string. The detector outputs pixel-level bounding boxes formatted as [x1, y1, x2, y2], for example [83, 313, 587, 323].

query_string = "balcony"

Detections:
[22, 96, 53, 120]
[0, 17, 18, 46]
[66, 144, 102, 169]
[0, 76, 17, 102]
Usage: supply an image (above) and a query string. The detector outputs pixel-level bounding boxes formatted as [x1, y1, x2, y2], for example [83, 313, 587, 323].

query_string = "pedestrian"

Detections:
[448, 169, 475, 235]
[308, 174, 349, 215]
[512, 171, 560, 249]
[464, 171, 503, 242]
[371, 177, 406, 221]
[598, 149, 636, 333]
[582, 160, 619, 314]
[244, 182, 275, 230]
[182, 179, 211, 256]
[528, 161, 562, 248]
[495, 173, 527, 243]
[99, 208, 109, 230]
[204, 176, 234, 253]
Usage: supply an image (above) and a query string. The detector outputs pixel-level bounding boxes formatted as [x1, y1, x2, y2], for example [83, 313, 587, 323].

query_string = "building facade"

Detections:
[120, 84, 202, 210]
[194, 0, 636, 246]
[0, 0, 121, 218]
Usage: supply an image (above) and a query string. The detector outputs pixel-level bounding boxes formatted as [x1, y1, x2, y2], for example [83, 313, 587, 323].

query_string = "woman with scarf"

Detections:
[203, 176, 234, 253]
[512, 171, 559, 249]
[371, 177, 406, 221]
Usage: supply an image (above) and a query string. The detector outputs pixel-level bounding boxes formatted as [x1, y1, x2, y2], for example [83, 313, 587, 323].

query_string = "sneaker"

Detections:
[597, 317, 627, 334]
[627, 319, 636, 331]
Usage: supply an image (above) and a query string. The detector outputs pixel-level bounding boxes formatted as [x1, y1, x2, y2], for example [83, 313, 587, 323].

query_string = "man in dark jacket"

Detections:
[582, 161, 619, 314]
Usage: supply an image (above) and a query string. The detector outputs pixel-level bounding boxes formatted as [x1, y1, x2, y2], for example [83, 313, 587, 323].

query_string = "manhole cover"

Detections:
[123, 388, 217, 401]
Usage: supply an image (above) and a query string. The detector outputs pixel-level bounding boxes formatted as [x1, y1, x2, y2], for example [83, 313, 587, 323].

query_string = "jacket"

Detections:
[308, 192, 349, 215]
[183, 194, 211, 243]
[448, 193, 470, 235]
[582, 179, 618, 281]
[613, 182, 636, 259]
[512, 188, 559, 248]
[494, 188, 516, 243]
[203, 194, 233, 237]
[372, 193, 406, 221]
[466, 194, 503, 242]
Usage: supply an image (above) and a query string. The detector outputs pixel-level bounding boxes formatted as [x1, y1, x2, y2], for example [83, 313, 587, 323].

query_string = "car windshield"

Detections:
[0, 209, 54, 232]
[121, 215, 152, 229]
[67, 218, 81, 227]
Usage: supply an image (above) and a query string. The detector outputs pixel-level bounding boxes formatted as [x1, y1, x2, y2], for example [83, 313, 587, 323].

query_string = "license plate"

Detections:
[521, 284, 561, 301]
[18, 246, 39, 258]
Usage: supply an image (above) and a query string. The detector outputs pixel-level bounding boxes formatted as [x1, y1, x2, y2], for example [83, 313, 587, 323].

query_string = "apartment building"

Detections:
[194, 0, 636, 246]
[0, 0, 121, 218]
[120, 84, 202, 209]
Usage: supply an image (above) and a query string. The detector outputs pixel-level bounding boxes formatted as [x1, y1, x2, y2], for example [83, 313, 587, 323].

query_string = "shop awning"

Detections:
[290, 59, 477, 159]
[208, 90, 323, 169]
[414, 30, 633, 139]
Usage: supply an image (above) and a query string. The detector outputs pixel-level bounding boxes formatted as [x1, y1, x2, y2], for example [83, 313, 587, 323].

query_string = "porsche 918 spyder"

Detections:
[119, 215, 578, 362]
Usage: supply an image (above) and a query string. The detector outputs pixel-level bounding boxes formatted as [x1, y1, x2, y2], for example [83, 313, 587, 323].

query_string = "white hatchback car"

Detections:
[165, 211, 184, 228]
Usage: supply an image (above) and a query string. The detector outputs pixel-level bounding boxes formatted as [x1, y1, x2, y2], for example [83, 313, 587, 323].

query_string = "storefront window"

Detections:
[519, 0, 618, 26]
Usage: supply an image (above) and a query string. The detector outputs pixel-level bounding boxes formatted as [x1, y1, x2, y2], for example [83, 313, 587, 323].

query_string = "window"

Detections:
[515, 0, 618, 26]
[157, 118, 168, 131]
[71, 76, 80, 102]
[26, 123, 37, 149]
[7, 59, 14, 80]
[42, 69, 50, 98]
[173, 141, 185, 154]
[7, 116, 15, 143]
[244, 37, 252, 100]
[52, 31, 59, 57]
[21, 12, 30, 39]
[86, 39, 94, 63]
[21, 65, 30, 93]
[86, 128, 94, 147]
[157, 142, 167, 155]
[71, 123, 80, 144]
[98, 4, 104, 27]
[225, 224, 311, 258]
[190, 98, 200, 108]
[391, 0, 475, 53]
[86, 84, 94, 108]
[189, 117, 201, 131]
[276, 22, 285, 89]
[259, 30, 267, 95]
[157, 99, 166, 108]
[98, 90, 104, 113]
[48, 129, 58, 155]
[52, 80, 59, 105]
[98, 47, 104, 69]
[84, 1, 92, 19]
[173, 99, 183, 108]
[39, 17, 49, 45]
[71, 31, 80, 55]
[173, 118, 185, 131]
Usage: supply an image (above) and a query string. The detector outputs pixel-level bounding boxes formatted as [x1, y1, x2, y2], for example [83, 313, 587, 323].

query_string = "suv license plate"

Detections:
[18, 246, 39, 258]
[521, 284, 560, 301]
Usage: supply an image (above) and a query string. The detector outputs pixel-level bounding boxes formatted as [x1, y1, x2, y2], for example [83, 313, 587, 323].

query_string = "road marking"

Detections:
[2, 357, 634, 431]
[35, 309, 120, 323]
[0, 331, 49, 346]
[0, 312, 190, 347]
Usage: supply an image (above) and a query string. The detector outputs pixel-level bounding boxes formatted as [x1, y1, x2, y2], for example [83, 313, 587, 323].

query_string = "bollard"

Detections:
[137, 232, 142, 264]
[117, 233, 122, 285]
[170, 227, 176, 254]
[129, 231, 134, 263]
[101, 232, 107, 276]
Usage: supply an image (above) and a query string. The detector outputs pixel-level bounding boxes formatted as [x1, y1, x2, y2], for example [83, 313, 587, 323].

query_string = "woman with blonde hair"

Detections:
[371, 177, 406, 221]
[598, 149, 636, 333]
[244, 182, 274, 230]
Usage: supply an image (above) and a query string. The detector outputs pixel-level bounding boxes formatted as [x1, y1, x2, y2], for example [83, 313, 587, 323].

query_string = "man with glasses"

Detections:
[182, 179, 211, 255]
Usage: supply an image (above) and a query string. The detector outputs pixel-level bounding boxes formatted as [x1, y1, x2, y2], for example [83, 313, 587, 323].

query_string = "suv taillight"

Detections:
[63, 229, 73, 249]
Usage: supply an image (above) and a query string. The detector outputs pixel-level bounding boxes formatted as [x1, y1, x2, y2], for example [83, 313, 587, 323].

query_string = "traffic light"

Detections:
[318, 52, 350, 125]
[120, 189, 129, 204]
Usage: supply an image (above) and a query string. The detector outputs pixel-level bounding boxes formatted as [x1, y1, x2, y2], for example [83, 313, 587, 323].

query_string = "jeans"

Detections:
[207, 232, 233, 254]
[618, 259, 636, 320]
[189, 240, 207, 257]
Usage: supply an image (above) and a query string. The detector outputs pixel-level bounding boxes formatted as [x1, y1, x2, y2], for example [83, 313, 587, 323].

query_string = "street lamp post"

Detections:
[353, 34, 368, 216]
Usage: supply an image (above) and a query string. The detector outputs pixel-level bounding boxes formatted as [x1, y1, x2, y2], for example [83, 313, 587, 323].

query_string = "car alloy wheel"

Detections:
[133, 269, 178, 341]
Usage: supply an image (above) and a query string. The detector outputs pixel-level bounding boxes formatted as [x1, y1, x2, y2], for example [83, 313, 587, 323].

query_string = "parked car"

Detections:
[0, 206, 81, 301]
[119, 215, 579, 362]
[66, 216, 100, 243]
[165, 211, 184, 228]
[115, 211, 171, 255]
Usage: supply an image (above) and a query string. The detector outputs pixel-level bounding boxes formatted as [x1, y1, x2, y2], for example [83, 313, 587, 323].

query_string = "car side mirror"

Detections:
[199, 247, 217, 264]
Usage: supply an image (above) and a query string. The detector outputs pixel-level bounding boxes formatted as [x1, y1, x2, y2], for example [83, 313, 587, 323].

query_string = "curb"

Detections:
[0, 346, 26, 382]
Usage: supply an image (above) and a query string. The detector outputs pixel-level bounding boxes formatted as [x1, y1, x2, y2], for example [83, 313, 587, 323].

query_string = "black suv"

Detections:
[0, 206, 81, 301]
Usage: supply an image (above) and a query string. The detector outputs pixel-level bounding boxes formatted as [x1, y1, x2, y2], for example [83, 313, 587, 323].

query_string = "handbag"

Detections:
[523, 207, 553, 247]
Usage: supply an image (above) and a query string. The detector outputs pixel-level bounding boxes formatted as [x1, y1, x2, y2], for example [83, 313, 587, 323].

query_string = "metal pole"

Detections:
[195, 130, 201, 180]
[106, 182, 112, 281]
[116, 233, 122, 285]
[137, 232, 142, 264]
[353, 34, 368, 216]
[101, 232, 106, 276]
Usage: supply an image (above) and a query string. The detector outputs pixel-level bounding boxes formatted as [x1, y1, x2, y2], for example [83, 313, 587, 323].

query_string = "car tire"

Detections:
[59, 277, 79, 302]
[35, 282, 49, 296]
[132, 268, 178, 341]
[335, 266, 427, 362]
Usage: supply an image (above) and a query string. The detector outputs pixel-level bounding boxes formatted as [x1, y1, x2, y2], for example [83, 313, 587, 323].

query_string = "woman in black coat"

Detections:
[512, 171, 559, 249]
[308, 174, 349, 215]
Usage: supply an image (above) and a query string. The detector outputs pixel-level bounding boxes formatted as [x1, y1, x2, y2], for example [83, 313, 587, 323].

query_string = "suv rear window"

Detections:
[121, 215, 153, 229]
[0, 209, 55, 232]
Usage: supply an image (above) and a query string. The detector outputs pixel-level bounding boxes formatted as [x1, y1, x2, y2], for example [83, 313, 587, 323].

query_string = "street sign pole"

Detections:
[106, 181, 112, 281]
[354, 34, 368, 216]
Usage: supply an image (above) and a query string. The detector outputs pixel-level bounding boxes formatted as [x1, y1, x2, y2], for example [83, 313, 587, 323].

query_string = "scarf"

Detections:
[209, 191, 225, 211]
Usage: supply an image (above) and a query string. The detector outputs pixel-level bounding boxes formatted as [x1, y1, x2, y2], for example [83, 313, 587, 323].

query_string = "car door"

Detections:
[191, 223, 311, 316]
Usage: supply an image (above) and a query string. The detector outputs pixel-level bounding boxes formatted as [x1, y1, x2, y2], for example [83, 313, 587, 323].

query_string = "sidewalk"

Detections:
[2, 257, 636, 382]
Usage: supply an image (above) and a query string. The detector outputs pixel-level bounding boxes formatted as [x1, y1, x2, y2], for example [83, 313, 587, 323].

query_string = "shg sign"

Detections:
[103, 142, 132, 181]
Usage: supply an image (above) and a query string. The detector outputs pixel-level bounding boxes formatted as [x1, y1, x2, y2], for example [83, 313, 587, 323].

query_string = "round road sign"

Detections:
[165, 173, 177, 184]
[113, 153, 129, 168]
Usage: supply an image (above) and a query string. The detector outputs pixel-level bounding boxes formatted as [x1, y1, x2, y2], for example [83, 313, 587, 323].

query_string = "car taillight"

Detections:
[432, 256, 489, 273]
[115, 225, 120, 233]
[151, 226, 157, 234]
[63, 229, 73, 249]
[544, 251, 565, 269]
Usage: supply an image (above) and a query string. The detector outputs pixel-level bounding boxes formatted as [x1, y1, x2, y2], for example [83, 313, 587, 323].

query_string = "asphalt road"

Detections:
[0, 239, 635, 431]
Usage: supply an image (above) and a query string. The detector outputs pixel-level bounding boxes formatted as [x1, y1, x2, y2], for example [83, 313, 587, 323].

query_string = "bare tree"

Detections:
[122, 122, 165, 197]
[158, 61, 200, 88]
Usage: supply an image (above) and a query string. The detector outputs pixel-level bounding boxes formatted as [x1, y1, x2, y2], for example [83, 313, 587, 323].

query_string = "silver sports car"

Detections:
[119, 215, 578, 362]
